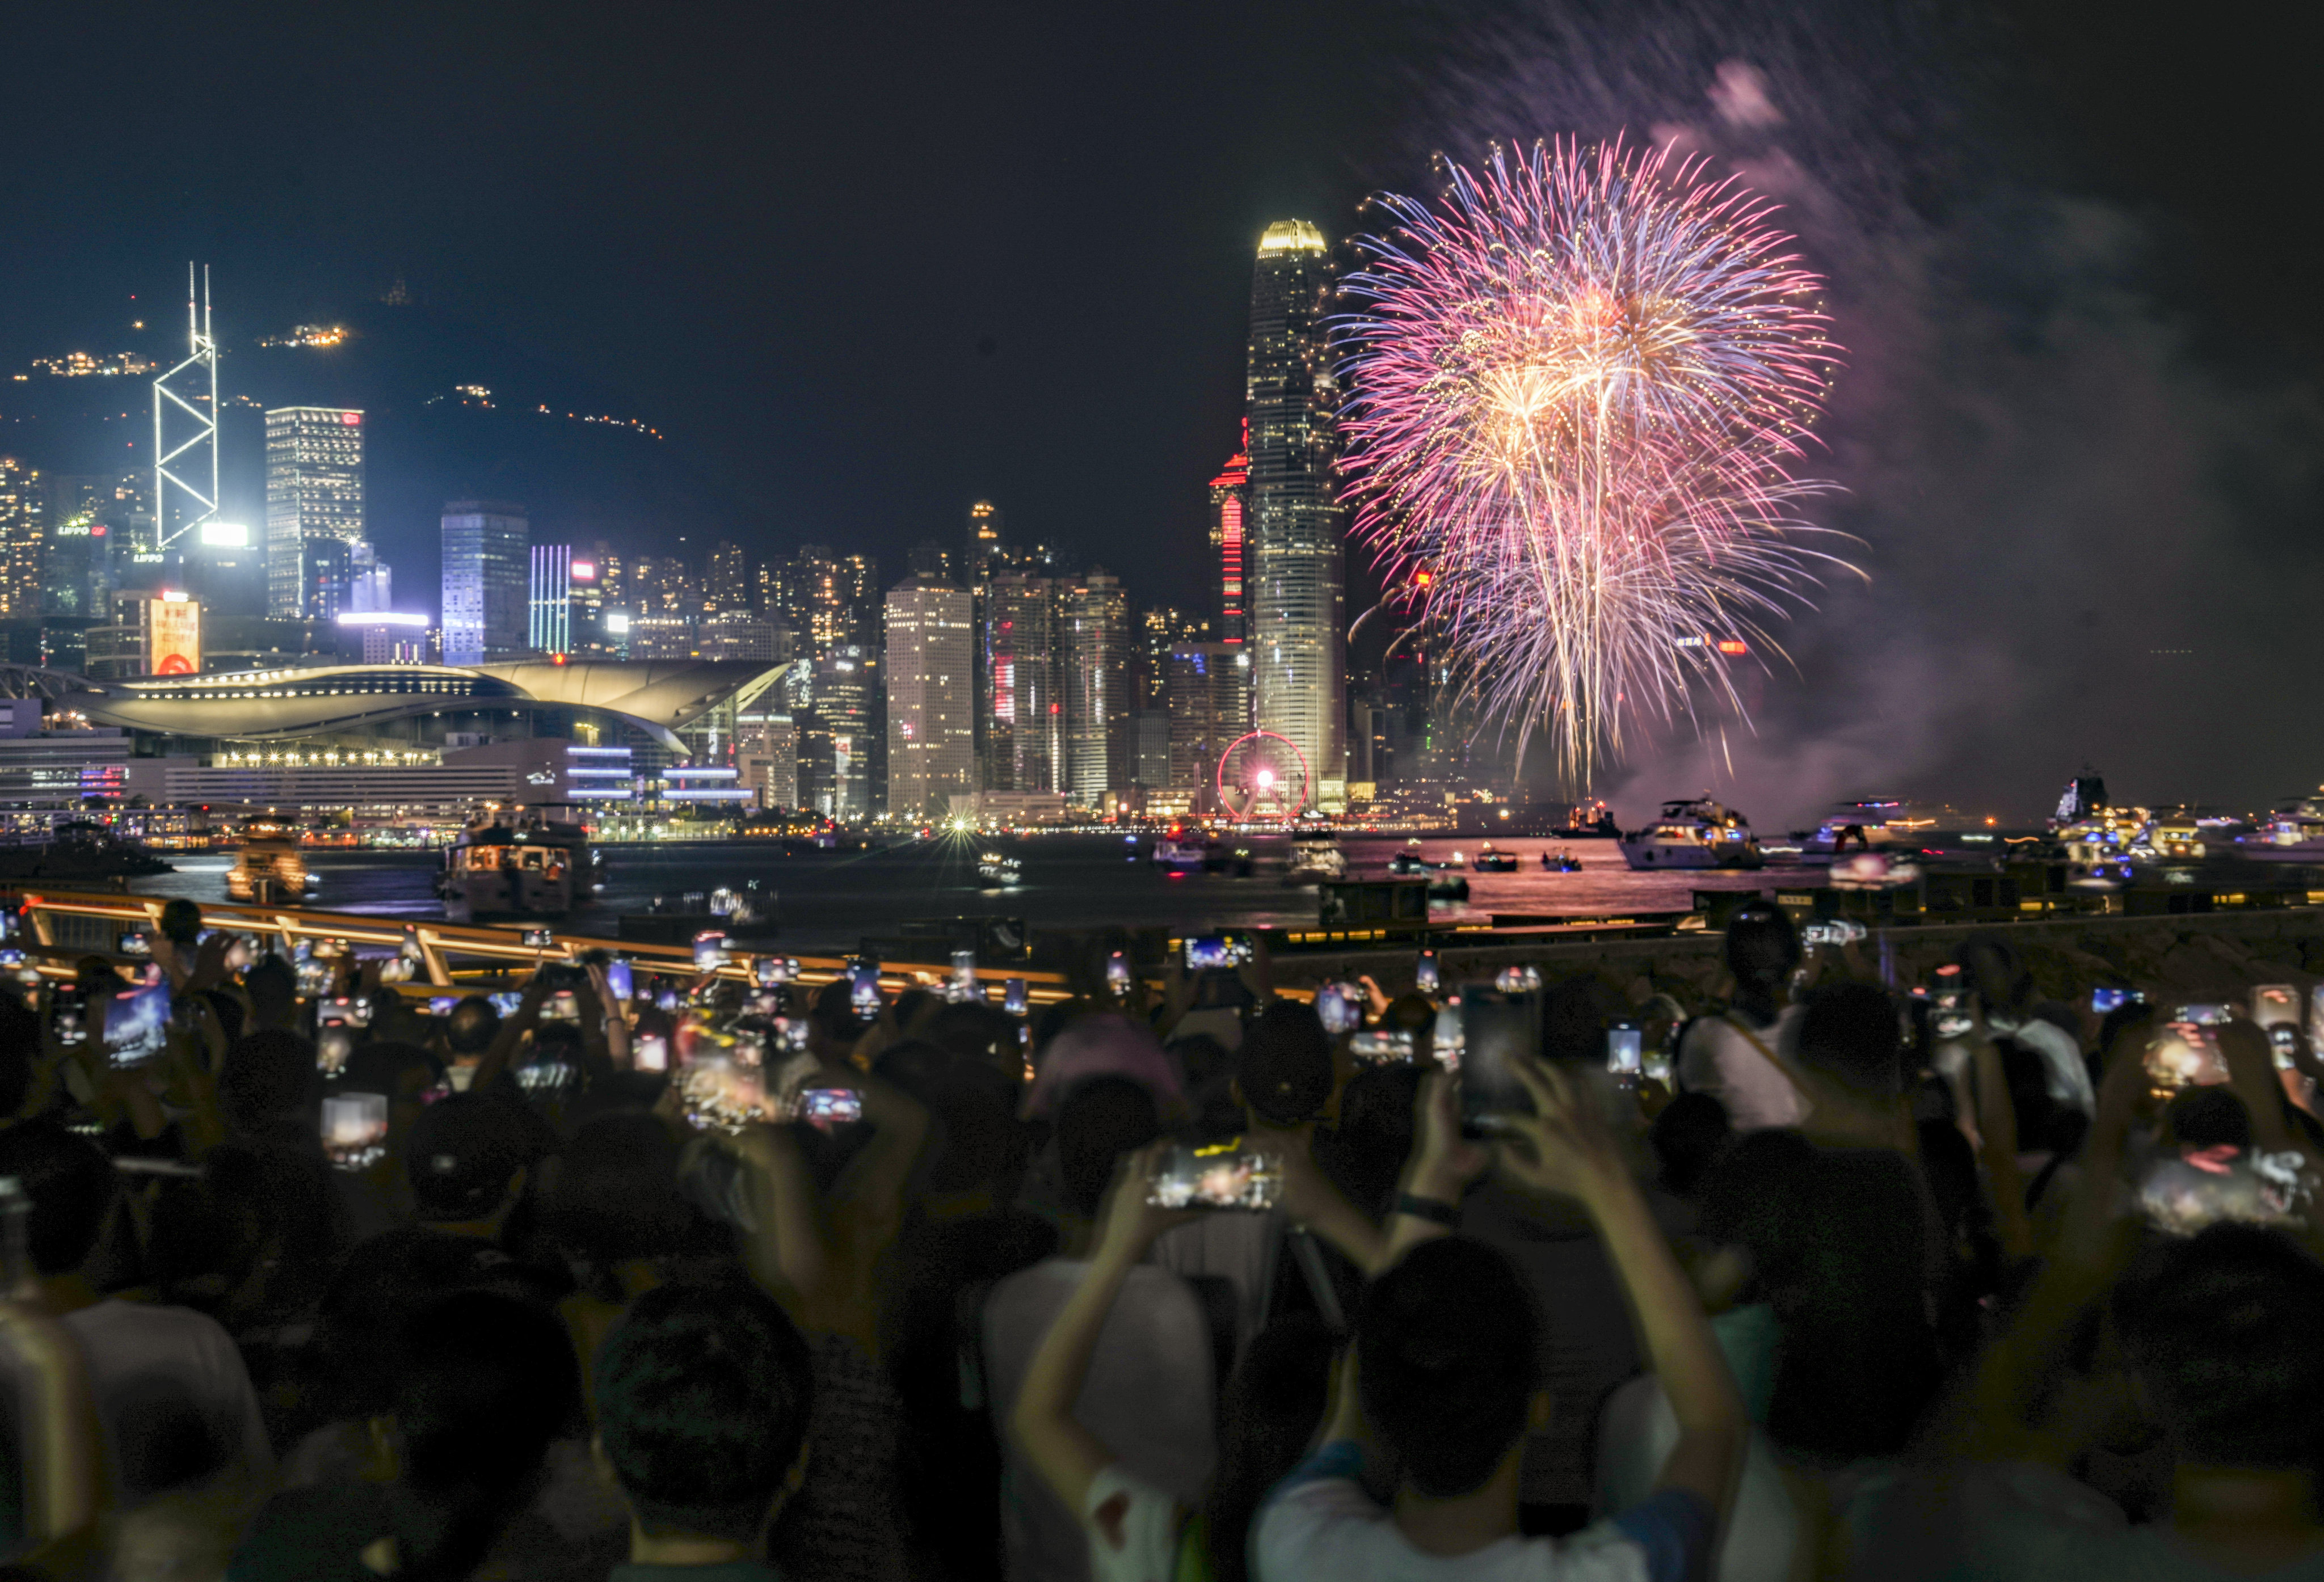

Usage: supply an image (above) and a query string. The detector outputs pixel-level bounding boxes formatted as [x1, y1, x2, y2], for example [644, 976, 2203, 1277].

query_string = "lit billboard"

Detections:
[147, 595, 200, 676]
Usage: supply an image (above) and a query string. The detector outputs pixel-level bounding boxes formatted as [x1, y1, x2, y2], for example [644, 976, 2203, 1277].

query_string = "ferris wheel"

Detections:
[1214, 730, 1312, 820]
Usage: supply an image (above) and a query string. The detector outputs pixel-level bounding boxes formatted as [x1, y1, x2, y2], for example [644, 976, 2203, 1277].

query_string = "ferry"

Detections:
[225, 815, 318, 903]
[437, 805, 599, 921]
[1620, 798, 1765, 871]
[1151, 837, 1207, 871]
[1283, 837, 1348, 883]
[1472, 843, 1520, 873]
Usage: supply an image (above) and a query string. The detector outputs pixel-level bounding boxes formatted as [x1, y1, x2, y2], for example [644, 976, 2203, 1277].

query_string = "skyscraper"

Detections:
[1209, 436, 1251, 646]
[0, 458, 42, 620]
[986, 570, 1061, 794]
[1167, 642, 1253, 804]
[440, 502, 529, 665]
[884, 576, 976, 819]
[348, 541, 392, 614]
[804, 643, 877, 820]
[707, 541, 747, 612]
[263, 407, 364, 618]
[1245, 221, 1345, 809]
[967, 499, 1004, 567]
[529, 545, 572, 653]
[1065, 570, 1129, 804]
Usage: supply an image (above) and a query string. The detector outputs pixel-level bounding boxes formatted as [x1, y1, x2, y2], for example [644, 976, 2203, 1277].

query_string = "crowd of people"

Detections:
[0, 894, 2322, 1581]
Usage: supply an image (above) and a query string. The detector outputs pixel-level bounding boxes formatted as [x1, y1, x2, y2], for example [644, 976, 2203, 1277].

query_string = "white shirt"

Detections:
[984, 1259, 1215, 1582]
[1256, 1443, 1714, 1582]
[1081, 1462, 1187, 1582]
[1678, 1007, 1808, 1131]
[63, 1298, 273, 1507]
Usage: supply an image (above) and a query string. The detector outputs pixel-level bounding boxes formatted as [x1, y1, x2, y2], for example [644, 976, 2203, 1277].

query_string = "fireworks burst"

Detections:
[1338, 138, 1851, 792]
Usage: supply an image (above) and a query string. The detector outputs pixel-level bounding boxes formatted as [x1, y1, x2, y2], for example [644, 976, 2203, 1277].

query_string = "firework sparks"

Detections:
[1338, 138, 1851, 791]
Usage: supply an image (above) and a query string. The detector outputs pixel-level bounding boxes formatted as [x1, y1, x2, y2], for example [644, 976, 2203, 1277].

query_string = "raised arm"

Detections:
[1500, 1058, 1745, 1521]
[1012, 1144, 1192, 1516]
[470, 971, 548, 1092]
[1378, 1070, 1487, 1269]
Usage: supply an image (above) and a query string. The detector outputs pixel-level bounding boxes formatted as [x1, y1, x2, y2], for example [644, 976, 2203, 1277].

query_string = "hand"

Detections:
[1091, 1144, 1200, 1267]
[1407, 1070, 1488, 1202]
[1358, 976, 1390, 1018]
[1493, 1057, 1627, 1204]
[2218, 1021, 2296, 1154]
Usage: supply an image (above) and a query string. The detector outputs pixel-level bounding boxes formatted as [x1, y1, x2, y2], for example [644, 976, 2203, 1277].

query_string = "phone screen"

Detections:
[319, 995, 370, 1028]
[322, 1092, 389, 1169]
[317, 1027, 354, 1077]
[2178, 1003, 2233, 1027]
[1004, 977, 1028, 1016]
[1414, 951, 1440, 995]
[521, 928, 554, 948]
[1459, 990, 1540, 1127]
[1185, 935, 1248, 971]
[850, 967, 882, 1022]
[487, 992, 523, 1017]
[1317, 985, 1360, 1036]
[2092, 987, 2133, 1014]
[693, 931, 729, 971]
[104, 982, 170, 1068]
[1606, 1023, 1643, 1074]
[1106, 952, 1131, 991]
[633, 1034, 669, 1073]
[117, 931, 151, 956]
[427, 995, 458, 1016]
[1350, 1028, 1416, 1064]
[541, 990, 580, 1022]
[1146, 1139, 1282, 1211]
[2253, 986, 2300, 1029]
[799, 1087, 863, 1129]
[606, 960, 634, 1002]
[2145, 1022, 2229, 1090]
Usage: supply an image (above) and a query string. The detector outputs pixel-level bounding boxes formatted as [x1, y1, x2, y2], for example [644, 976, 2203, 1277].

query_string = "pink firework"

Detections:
[1339, 138, 1851, 791]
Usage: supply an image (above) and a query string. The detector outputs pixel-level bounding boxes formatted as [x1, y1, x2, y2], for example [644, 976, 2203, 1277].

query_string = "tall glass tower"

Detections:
[1245, 221, 1344, 809]
[440, 502, 530, 665]
[263, 407, 364, 619]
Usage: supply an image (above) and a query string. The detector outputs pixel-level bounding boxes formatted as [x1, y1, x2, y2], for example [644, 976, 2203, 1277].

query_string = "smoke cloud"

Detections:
[1393, 0, 2323, 829]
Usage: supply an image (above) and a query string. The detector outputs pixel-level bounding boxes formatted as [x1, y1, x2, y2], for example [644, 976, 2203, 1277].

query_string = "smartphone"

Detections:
[1929, 967, 1971, 1040]
[654, 987, 680, 1014]
[1606, 1021, 1643, 1075]
[633, 1033, 669, 1074]
[605, 959, 634, 1002]
[49, 984, 86, 1047]
[1803, 919, 1867, 947]
[2091, 987, 2141, 1015]
[753, 956, 782, 989]
[427, 995, 459, 1016]
[1316, 984, 1361, 1037]
[1004, 977, 1028, 1016]
[1493, 964, 1542, 993]
[317, 1027, 354, 1077]
[1146, 1138, 1283, 1211]
[2178, 1003, 2233, 1027]
[693, 931, 729, 971]
[521, 927, 554, 948]
[798, 1087, 864, 1129]
[850, 966, 882, 1022]
[1350, 1028, 1416, 1064]
[1184, 934, 1252, 971]
[1414, 948, 1440, 995]
[322, 1092, 389, 1168]
[487, 991, 523, 1017]
[2136, 1146, 2309, 1237]
[1106, 951, 1131, 994]
[1459, 989, 1540, 1128]
[318, 995, 369, 1028]
[117, 931, 151, 957]
[678, 1055, 770, 1133]
[2270, 1025, 2300, 1070]
[2145, 1021, 2229, 1090]
[541, 990, 580, 1022]
[104, 981, 170, 1069]
[2253, 986, 2300, 1030]
[516, 1057, 575, 1095]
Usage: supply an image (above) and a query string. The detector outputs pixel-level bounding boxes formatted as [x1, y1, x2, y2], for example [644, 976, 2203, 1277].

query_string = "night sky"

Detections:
[2, 1, 2318, 820]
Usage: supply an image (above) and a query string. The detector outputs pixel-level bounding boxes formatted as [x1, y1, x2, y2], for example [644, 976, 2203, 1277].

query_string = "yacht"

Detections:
[1283, 836, 1348, 883]
[225, 816, 318, 903]
[437, 806, 597, 921]
[1472, 843, 1520, 872]
[1619, 798, 1765, 871]
[1801, 799, 1941, 855]
[2237, 790, 2324, 860]
[1151, 837, 1207, 871]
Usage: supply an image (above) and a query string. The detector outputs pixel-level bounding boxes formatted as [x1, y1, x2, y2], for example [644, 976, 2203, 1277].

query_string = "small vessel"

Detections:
[1151, 837, 1207, 871]
[1559, 800, 1623, 839]
[1284, 836, 1348, 883]
[1802, 799, 1941, 855]
[1472, 843, 1520, 873]
[2236, 789, 2324, 860]
[225, 815, 316, 902]
[1542, 849, 1581, 873]
[1620, 798, 1765, 871]
[1202, 842, 1256, 876]
[978, 850, 1022, 886]
[1388, 849, 1430, 876]
[1426, 873, 1470, 902]
[437, 805, 595, 921]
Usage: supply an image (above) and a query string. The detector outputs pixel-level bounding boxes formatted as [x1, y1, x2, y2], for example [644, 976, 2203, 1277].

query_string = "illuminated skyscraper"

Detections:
[885, 576, 976, 818]
[1168, 642, 1252, 805]
[986, 571, 1061, 794]
[805, 643, 877, 820]
[263, 407, 364, 618]
[0, 458, 42, 619]
[440, 502, 529, 665]
[707, 541, 747, 612]
[1209, 436, 1250, 646]
[1245, 221, 1344, 808]
[529, 545, 572, 653]
[1065, 570, 1129, 804]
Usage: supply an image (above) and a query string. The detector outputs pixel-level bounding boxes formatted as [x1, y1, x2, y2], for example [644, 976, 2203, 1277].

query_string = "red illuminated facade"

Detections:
[1209, 423, 1251, 646]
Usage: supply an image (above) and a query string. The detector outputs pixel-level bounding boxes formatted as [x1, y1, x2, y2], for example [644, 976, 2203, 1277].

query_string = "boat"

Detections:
[1388, 850, 1430, 875]
[1619, 798, 1765, 871]
[1559, 800, 1623, 839]
[1542, 849, 1581, 873]
[2236, 789, 2324, 860]
[1472, 843, 1519, 873]
[1151, 837, 1207, 871]
[1201, 842, 1256, 876]
[1426, 874, 1470, 902]
[1801, 799, 1942, 855]
[1283, 837, 1348, 883]
[0, 819, 177, 883]
[225, 815, 317, 902]
[978, 850, 1022, 887]
[437, 805, 596, 921]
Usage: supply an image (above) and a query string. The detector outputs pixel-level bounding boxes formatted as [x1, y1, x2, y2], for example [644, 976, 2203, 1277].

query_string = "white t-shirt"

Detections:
[1152, 1209, 1282, 1359]
[1985, 1014, 2095, 1115]
[1678, 1009, 1808, 1132]
[1256, 1443, 1715, 1582]
[1081, 1462, 1188, 1582]
[63, 1298, 274, 1507]
[984, 1259, 1215, 1582]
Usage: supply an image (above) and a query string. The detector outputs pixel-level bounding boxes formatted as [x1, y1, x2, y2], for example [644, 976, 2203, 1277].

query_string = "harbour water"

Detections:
[125, 834, 1804, 956]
